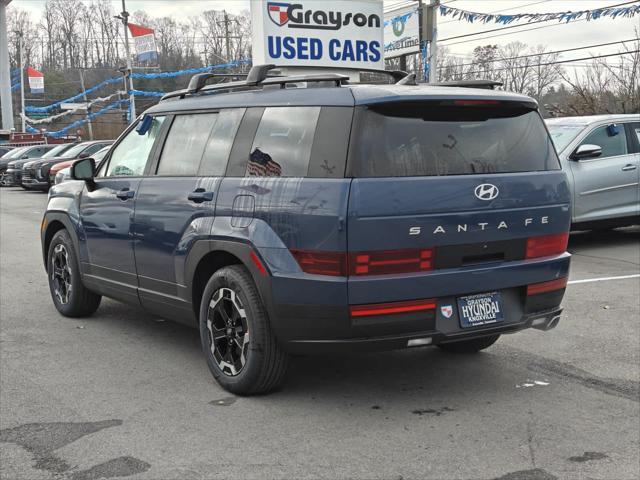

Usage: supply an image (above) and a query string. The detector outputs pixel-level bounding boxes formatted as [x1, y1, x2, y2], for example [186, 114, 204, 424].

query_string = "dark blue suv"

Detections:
[41, 65, 571, 395]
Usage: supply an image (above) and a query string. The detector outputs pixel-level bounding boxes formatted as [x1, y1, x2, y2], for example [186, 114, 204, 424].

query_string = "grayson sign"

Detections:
[251, 0, 384, 69]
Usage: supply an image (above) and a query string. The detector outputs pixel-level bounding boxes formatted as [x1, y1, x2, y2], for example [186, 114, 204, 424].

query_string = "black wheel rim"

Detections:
[51, 244, 72, 305]
[206, 287, 250, 377]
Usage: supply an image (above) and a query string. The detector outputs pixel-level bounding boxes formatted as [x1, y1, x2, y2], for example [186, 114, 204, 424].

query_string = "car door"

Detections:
[568, 122, 638, 224]
[79, 116, 166, 303]
[133, 109, 244, 323]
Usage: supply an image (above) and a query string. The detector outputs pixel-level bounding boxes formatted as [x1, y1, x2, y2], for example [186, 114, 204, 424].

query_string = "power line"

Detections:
[454, 38, 638, 67]
[442, 18, 589, 46]
[439, 0, 639, 43]
[464, 49, 640, 76]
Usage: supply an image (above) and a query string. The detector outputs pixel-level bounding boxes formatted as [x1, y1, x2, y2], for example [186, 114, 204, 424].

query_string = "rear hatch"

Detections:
[346, 98, 571, 305]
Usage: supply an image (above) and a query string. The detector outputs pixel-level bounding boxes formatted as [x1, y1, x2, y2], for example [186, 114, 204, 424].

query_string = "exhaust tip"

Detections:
[408, 337, 432, 347]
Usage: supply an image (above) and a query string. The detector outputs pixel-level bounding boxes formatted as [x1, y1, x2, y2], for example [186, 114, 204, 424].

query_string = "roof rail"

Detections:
[396, 73, 417, 86]
[186, 73, 249, 94]
[430, 80, 503, 90]
[161, 64, 349, 101]
[246, 64, 277, 85]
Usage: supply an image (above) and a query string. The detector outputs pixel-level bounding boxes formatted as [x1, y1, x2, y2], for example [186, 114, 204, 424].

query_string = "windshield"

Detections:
[350, 103, 560, 177]
[41, 144, 71, 158]
[60, 143, 89, 158]
[2, 147, 26, 159]
[546, 124, 585, 153]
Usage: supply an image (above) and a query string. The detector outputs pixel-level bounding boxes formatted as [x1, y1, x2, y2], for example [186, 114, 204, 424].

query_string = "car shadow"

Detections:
[94, 300, 524, 404]
[568, 225, 639, 251]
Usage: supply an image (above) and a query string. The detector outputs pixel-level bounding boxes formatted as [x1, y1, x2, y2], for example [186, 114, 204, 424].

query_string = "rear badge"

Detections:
[441, 305, 454, 318]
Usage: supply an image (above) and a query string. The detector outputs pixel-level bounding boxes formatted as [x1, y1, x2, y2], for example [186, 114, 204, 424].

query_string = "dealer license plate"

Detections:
[457, 292, 504, 328]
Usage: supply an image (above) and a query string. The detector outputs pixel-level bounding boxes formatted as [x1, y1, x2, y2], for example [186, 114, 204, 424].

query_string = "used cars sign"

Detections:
[251, 0, 384, 69]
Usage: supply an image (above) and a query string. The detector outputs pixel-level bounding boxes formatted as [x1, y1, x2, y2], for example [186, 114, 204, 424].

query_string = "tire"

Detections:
[47, 229, 101, 317]
[438, 334, 500, 354]
[199, 265, 288, 395]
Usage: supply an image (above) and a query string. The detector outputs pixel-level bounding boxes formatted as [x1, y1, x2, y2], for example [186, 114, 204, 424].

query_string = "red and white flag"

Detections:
[27, 67, 44, 94]
[127, 23, 158, 62]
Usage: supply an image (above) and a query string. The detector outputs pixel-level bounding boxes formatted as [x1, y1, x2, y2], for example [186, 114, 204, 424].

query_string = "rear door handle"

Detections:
[115, 189, 135, 200]
[188, 189, 214, 203]
[622, 164, 637, 171]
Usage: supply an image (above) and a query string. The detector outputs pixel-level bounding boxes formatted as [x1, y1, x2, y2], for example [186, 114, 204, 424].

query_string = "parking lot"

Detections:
[0, 186, 638, 480]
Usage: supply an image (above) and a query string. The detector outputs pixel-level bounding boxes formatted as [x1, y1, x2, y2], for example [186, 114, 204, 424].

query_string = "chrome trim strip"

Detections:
[579, 182, 639, 196]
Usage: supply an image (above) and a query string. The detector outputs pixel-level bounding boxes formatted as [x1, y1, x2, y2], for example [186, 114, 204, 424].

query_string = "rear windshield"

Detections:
[349, 102, 560, 177]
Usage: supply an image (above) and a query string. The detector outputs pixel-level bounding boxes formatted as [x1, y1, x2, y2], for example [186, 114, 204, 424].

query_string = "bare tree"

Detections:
[528, 45, 563, 100]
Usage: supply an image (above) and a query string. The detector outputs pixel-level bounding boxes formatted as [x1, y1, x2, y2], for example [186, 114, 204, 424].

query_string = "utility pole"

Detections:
[19, 31, 25, 132]
[428, 0, 438, 83]
[420, 0, 439, 83]
[117, 0, 136, 123]
[217, 11, 241, 63]
[224, 11, 231, 62]
[79, 68, 93, 140]
[0, 0, 14, 130]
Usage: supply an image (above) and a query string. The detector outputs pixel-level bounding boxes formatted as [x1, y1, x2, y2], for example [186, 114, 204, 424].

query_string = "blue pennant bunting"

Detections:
[439, 3, 640, 24]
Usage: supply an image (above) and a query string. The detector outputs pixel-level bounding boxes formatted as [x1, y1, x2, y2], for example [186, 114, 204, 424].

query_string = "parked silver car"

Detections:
[546, 114, 639, 229]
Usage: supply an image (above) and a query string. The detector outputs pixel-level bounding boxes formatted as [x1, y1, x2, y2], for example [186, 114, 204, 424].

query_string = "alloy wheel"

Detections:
[206, 287, 250, 376]
[51, 244, 72, 304]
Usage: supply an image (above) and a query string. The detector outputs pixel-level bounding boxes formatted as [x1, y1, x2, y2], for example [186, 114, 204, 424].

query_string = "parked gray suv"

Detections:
[546, 114, 639, 229]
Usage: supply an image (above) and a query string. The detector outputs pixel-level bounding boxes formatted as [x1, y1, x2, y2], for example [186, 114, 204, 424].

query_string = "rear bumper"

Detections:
[284, 307, 562, 354]
[263, 253, 570, 354]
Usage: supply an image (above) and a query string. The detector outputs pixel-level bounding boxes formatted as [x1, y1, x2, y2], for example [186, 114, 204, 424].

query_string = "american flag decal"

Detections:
[247, 148, 282, 177]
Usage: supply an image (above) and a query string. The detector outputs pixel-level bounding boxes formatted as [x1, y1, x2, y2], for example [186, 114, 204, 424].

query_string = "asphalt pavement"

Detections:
[1, 186, 639, 480]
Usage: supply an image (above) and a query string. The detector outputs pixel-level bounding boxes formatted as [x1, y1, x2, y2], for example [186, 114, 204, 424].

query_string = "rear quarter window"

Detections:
[349, 102, 560, 177]
[246, 106, 321, 178]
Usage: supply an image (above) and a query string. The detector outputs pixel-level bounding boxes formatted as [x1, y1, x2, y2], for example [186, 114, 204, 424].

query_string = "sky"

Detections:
[10, 0, 640, 62]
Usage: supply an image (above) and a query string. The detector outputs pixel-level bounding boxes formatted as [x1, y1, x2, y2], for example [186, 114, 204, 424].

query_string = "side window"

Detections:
[246, 106, 321, 178]
[580, 124, 628, 159]
[82, 143, 104, 157]
[630, 122, 640, 150]
[156, 113, 217, 176]
[27, 147, 45, 158]
[199, 108, 245, 176]
[105, 116, 165, 177]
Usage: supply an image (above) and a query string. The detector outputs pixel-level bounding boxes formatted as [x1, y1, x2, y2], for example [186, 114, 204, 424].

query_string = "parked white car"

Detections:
[546, 114, 639, 229]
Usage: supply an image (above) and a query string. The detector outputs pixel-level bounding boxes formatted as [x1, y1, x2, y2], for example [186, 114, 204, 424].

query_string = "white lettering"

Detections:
[409, 227, 421, 236]
[525, 218, 533, 226]
[541, 216, 549, 224]
[457, 224, 468, 232]
[433, 226, 446, 234]
[478, 223, 488, 230]
[497, 221, 508, 229]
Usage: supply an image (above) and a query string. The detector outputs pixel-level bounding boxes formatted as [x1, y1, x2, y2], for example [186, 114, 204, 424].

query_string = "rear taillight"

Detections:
[350, 298, 437, 317]
[291, 248, 435, 277]
[349, 248, 434, 276]
[527, 277, 568, 296]
[290, 250, 347, 276]
[525, 233, 569, 259]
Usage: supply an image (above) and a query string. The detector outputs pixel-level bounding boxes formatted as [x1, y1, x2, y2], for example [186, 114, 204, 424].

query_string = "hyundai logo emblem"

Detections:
[474, 183, 499, 201]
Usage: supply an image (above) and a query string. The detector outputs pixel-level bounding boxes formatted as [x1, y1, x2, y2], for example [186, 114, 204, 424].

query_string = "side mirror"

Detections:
[71, 157, 96, 181]
[78, 151, 91, 158]
[571, 144, 602, 161]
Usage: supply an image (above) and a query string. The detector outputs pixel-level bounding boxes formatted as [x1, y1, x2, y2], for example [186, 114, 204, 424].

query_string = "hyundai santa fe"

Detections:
[41, 65, 571, 395]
